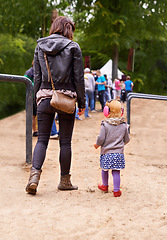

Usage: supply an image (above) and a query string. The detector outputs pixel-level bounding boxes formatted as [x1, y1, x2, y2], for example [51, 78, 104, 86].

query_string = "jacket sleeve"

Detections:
[72, 43, 86, 108]
[124, 124, 130, 145]
[33, 45, 42, 101]
[96, 121, 106, 146]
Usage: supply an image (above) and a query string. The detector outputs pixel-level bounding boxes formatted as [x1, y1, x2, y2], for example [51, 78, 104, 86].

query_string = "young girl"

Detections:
[94, 100, 130, 197]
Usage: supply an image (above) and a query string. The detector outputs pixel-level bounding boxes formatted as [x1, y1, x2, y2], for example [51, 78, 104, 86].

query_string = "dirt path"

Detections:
[0, 99, 167, 240]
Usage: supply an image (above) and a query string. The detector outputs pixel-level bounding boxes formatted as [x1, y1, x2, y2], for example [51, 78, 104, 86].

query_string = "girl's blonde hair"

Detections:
[106, 100, 122, 118]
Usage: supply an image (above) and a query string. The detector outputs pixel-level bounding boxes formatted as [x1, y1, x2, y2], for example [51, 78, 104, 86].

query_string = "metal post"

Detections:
[127, 92, 167, 133]
[0, 74, 33, 164]
[126, 93, 131, 132]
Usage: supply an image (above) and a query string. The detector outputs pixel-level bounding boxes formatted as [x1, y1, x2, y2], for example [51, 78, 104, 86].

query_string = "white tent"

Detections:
[100, 59, 124, 80]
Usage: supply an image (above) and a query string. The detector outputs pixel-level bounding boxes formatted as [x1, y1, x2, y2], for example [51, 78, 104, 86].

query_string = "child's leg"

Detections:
[102, 170, 109, 186]
[112, 170, 120, 192]
[98, 169, 109, 192]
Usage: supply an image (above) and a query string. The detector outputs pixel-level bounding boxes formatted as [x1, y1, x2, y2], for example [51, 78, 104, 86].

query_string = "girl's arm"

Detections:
[124, 124, 130, 145]
[94, 121, 106, 148]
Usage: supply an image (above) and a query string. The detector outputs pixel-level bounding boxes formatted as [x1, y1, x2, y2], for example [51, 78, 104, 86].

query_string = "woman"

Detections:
[26, 16, 85, 195]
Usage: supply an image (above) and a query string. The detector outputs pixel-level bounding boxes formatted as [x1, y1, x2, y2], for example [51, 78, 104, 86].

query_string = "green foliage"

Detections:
[133, 78, 144, 93]
[70, 0, 167, 95]
[0, 33, 36, 119]
[131, 37, 167, 94]
[0, 0, 59, 38]
[0, 0, 60, 119]
[0, 82, 26, 119]
[0, 34, 36, 74]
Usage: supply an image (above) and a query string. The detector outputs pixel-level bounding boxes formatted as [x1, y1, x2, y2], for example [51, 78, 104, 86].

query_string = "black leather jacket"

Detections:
[33, 34, 85, 108]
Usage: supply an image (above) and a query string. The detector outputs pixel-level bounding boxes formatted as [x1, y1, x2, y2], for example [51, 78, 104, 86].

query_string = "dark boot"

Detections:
[25, 167, 42, 195]
[58, 174, 78, 190]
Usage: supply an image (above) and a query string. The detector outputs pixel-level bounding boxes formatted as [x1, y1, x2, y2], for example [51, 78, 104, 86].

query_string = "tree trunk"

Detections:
[112, 44, 119, 80]
[42, 15, 46, 37]
[51, 9, 59, 24]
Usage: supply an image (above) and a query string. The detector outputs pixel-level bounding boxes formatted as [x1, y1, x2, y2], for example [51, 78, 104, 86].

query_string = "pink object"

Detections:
[115, 79, 121, 90]
[103, 106, 110, 117]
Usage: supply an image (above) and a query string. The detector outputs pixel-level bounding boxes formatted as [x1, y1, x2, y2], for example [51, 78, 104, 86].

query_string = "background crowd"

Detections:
[83, 68, 134, 114]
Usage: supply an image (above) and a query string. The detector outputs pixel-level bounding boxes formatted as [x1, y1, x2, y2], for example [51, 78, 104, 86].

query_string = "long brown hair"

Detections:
[49, 16, 75, 40]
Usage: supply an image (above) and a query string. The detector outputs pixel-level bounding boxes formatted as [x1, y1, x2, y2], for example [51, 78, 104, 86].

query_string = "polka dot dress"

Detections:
[100, 153, 125, 170]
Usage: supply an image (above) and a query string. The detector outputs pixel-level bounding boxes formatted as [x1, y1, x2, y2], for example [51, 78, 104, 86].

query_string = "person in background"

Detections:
[120, 80, 126, 103]
[111, 79, 116, 100]
[92, 71, 98, 111]
[84, 68, 96, 117]
[50, 117, 59, 139]
[74, 75, 90, 120]
[115, 77, 121, 100]
[104, 74, 112, 104]
[96, 70, 106, 111]
[94, 100, 130, 197]
[124, 75, 134, 101]
[25, 16, 85, 195]
[24, 61, 38, 137]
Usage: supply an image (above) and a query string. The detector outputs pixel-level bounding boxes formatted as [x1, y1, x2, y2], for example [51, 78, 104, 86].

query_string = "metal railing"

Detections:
[127, 92, 167, 133]
[0, 73, 33, 164]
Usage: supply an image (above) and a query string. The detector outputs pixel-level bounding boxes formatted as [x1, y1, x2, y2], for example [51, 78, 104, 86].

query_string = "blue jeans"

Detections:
[51, 119, 59, 136]
[33, 98, 75, 175]
[104, 90, 111, 105]
[75, 107, 81, 120]
[85, 90, 94, 117]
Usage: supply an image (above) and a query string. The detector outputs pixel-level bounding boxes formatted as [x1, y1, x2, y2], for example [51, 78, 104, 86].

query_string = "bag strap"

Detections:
[44, 53, 55, 91]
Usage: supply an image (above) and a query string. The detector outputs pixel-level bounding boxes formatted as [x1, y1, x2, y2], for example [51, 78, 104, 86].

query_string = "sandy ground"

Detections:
[0, 99, 167, 240]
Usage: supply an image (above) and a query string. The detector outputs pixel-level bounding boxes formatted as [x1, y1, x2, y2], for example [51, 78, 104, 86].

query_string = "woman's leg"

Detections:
[112, 170, 120, 192]
[58, 112, 75, 176]
[26, 99, 55, 194]
[57, 112, 77, 190]
[33, 99, 55, 170]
